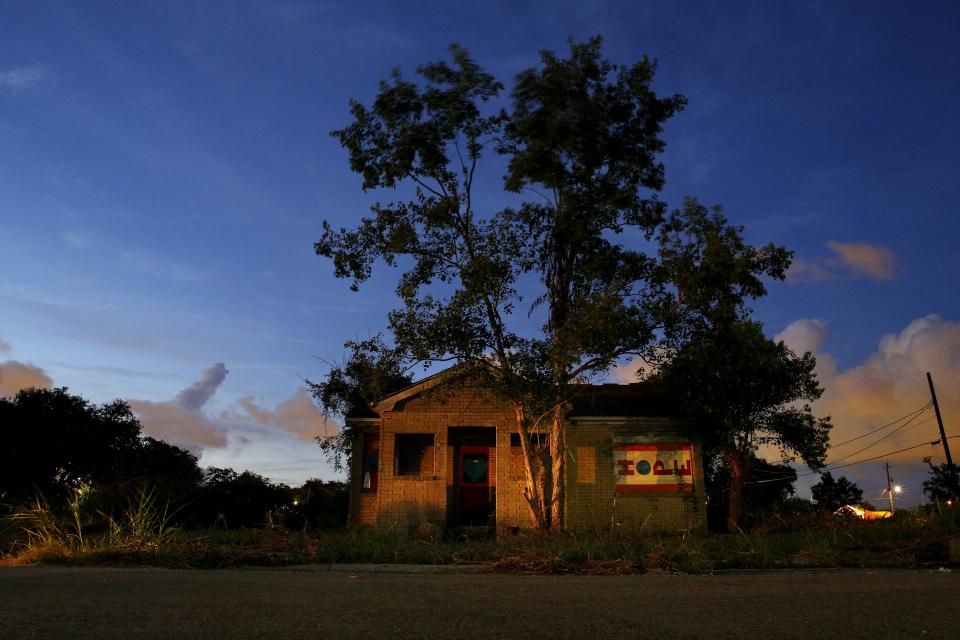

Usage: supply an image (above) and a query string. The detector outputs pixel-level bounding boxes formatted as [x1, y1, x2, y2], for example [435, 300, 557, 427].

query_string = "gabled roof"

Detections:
[371, 365, 466, 413]
[345, 363, 673, 421]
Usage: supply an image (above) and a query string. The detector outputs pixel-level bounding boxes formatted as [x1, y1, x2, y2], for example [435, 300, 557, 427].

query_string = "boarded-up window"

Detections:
[576, 447, 596, 484]
[509, 447, 525, 480]
[395, 434, 435, 476]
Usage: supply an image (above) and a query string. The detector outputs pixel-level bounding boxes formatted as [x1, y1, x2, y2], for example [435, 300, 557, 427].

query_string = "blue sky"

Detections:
[2, 1, 958, 503]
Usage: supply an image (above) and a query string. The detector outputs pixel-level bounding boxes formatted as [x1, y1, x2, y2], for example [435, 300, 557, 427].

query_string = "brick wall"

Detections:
[347, 387, 705, 533]
[565, 418, 707, 532]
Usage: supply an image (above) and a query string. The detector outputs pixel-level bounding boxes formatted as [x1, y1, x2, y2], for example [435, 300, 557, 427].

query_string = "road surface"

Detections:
[1, 565, 957, 639]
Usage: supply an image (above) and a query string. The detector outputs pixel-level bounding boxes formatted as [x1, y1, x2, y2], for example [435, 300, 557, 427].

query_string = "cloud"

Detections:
[0, 360, 54, 398]
[0, 64, 48, 93]
[131, 363, 230, 451]
[785, 258, 832, 283]
[608, 356, 657, 384]
[776, 315, 959, 469]
[825, 241, 897, 280]
[0, 336, 10, 352]
[119, 248, 205, 283]
[175, 362, 228, 410]
[224, 388, 337, 443]
[787, 241, 898, 283]
[129, 399, 227, 451]
[774, 318, 828, 356]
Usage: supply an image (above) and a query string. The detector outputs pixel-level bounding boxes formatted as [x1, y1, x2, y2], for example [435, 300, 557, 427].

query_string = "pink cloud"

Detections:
[225, 388, 337, 443]
[788, 241, 898, 283]
[130, 363, 230, 451]
[0, 360, 54, 398]
[825, 241, 897, 280]
[773, 315, 959, 466]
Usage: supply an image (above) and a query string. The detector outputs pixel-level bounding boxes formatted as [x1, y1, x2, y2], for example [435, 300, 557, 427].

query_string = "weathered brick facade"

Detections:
[346, 371, 707, 533]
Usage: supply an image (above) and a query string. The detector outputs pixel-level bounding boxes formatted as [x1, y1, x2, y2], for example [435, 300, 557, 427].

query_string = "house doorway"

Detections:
[448, 427, 495, 528]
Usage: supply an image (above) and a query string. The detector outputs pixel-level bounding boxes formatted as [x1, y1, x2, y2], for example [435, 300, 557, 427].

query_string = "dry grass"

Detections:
[2, 503, 958, 573]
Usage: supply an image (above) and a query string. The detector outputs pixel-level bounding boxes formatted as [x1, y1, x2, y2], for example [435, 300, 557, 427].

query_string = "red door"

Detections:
[457, 446, 492, 526]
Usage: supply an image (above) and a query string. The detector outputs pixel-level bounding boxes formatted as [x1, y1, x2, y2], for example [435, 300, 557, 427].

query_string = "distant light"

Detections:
[893, 485, 902, 494]
[292, 499, 299, 506]
[948, 500, 955, 507]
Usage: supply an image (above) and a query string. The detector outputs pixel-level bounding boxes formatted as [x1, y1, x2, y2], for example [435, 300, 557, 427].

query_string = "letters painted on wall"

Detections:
[613, 440, 694, 493]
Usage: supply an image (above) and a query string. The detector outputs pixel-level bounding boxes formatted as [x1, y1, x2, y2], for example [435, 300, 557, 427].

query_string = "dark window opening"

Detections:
[395, 434, 435, 476]
[360, 433, 379, 493]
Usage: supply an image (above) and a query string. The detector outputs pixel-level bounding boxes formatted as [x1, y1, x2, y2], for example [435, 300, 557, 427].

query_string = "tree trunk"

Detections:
[726, 451, 752, 533]
[514, 403, 550, 529]
[549, 402, 566, 530]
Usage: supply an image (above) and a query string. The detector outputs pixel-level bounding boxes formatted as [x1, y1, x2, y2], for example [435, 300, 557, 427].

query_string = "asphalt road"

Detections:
[1, 565, 958, 639]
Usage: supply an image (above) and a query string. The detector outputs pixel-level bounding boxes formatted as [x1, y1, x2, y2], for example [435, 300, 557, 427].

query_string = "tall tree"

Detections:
[0, 387, 202, 506]
[0, 387, 142, 503]
[317, 38, 787, 529]
[811, 471, 864, 512]
[659, 320, 831, 532]
[921, 456, 958, 503]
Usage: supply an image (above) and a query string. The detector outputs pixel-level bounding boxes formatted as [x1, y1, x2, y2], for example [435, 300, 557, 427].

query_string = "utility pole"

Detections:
[885, 462, 896, 512]
[926, 372, 959, 498]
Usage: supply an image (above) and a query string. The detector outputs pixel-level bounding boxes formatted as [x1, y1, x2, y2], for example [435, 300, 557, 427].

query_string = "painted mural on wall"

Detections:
[613, 440, 694, 493]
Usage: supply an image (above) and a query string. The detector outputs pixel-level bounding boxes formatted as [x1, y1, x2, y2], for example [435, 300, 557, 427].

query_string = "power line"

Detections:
[731, 405, 933, 478]
[744, 433, 960, 485]
[824, 412, 934, 465]
[825, 439, 946, 472]
[827, 402, 932, 449]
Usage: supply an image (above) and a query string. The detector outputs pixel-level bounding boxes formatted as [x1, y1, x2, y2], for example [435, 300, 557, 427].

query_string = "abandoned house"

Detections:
[346, 368, 707, 532]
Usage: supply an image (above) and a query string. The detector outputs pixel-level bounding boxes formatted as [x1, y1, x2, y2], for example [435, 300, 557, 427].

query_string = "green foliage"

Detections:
[811, 471, 865, 512]
[0, 387, 154, 505]
[307, 336, 412, 470]
[4, 508, 958, 571]
[280, 479, 349, 531]
[3, 485, 177, 562]
[317, 37, 790, 529]
[189, 468, 291, 529]
[922, 456, 959, 502]
[658, 320, 831, 531]
[705, 456, 799, 531]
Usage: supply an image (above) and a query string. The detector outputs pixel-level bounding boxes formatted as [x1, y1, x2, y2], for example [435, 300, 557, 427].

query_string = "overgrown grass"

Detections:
[2, 500, 958, 572]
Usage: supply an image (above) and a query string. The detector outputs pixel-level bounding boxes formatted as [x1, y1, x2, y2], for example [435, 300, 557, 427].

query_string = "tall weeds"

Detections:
[1, 485, 178, 564]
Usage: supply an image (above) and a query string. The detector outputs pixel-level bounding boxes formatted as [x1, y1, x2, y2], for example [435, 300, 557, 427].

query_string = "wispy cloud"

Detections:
[120, 248, 206, 283]
[0, 281, 118, 313]
[0, 336, 10, 353]
[47, 361, 185, 381]
[0, 64, 49, 93]
[788, 241, 898, 283]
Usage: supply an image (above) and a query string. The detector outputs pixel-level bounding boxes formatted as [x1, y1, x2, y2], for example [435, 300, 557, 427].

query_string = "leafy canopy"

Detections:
[811, 471, 865, 512]
[659, 320, 831, 465]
